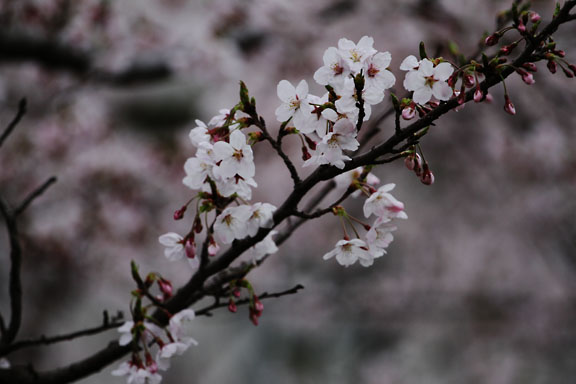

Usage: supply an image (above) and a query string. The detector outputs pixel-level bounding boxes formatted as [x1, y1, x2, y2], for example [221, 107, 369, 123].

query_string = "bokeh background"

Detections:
[1, 0, 576, 383]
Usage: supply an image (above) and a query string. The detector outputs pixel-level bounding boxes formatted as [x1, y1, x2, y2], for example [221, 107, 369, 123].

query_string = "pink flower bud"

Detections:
[555, 50, 565, 58]
[562, 66, 574, 78]
[530, 12, 541, 23]
[208, 236, 219, 257]
[404, 154, 416, 170]
[516, 20, 526, 33]
[232, 288, 241, 298]
[547, 60, 557, 74]
[158, 278, 173, 299]
[193, 216, 203, 233]
[522, 62, 537, 72]
[420, 168, 435, 185]
[463, 74, 475, 88]
[504, 96, 516, 115]
[569, 64, 576, 76]
[304, 135, 317, 151]
[522, 72, 535, 85]
[173, 206, 187, 220]
[185, 238, 196, 259]
[254, 298, 264, 313]
[145, 353, 158, 374]
[401, 107, 415, 120]
[301, 145, 311, 161]
[228, 299, 237, 313]
[249, 311, 259, 326]
[484, 93, 494, 103]
[474, 88, 483, 103]
[413, 154, 423, 177]
[485, 34, 499, 46]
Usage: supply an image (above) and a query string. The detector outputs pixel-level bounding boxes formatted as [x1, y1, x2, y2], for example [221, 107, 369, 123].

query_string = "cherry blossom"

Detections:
[337, 36, 377, 73]
[303, 118, 359, 169]
[212, 130, 255, 180]
[402, 58, 454, 104]
[168, 309, 198, 348]
[323, 238, 373, 267]
[244, 231, 279, 262]
[363, 184, 408, 220]
[213, 205, 251, 244]
[334, 167, 380, 197]
[158, 233, 185, 262]
[365, 217, 397, 258]
[363, 51, 396, 92]
[313, 46, 350, 87]
[275, 79, 313, 133]
[245, 203, 277, 237]
[111, 362, 162, 384]
[182, 143, 216, 190]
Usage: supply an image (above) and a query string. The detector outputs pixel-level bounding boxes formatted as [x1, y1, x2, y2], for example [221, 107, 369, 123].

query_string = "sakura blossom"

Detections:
[303, 118, 359, 169]
[323, 238, 373, 267]
[402, 57, 454, 104]
[158, 233, 185, 262]
[275, 79, 313, 133]
[365, 217, 397, 258]
[213, 205, 251, 244]
[363, 184, 408, 220]
[313, 46, 350, 87]
[111, 362, 162, 384]
[363, 51, 396, 92]
[334, 167, 380, 197]
[245, 203, 277, 237]
[337, 36, 377, 73]
[212, 129, 255, 180]
[244, 231, 279, 262]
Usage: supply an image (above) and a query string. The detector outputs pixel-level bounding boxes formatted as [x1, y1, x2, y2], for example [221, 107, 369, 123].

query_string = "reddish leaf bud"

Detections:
[504, 95, 516, 115]
[173, 206, 187, 220]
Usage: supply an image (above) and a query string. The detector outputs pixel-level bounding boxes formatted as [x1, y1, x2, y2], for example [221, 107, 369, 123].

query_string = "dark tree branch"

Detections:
[14, 177, 57, 218]
[0, 317, 124, 356]
[0, 99, 27, 149]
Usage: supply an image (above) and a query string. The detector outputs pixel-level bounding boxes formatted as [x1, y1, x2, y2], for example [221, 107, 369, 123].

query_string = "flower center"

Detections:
[331, 63, 344, 75]
[425, 75, 437, 87]
[367, 64, 379, 78]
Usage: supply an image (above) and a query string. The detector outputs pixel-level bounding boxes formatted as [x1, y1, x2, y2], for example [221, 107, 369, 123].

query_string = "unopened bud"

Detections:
[232, 288, 241, 298]
[484, 93, 494, 103]
[208, 236, 219, 257]
[401, 107, 415, 120]
[547, 60, 557, 74]
[522, 72, 535, 84]
[193, 216, 203, 233]
[185, 237, 196, 259]
[568, 64, 576, 76]
[303, 135, 317, 151]
[561, 66, 574, 78]
[301, 145, 311, 161]
[522, 62, 537, 72]
[228, 299, 237, 313]
[517, 20, 526, 33]
[145, 353, 158, 374]
[504, 95, 516, 115]
[413, 154, 423, 176]
[420, 165, 435, 186]
[484, 33, 500, 46]
[474, 88, 484, 103]
[463, 74, 475, 88]
[254, 298, 264, 313]
[158, 278, 173, 300]
[530, 12, 541, 23]
[404, 154, 416, 170]
[554, 50, 566, 58]
[173, 206, 187, 220]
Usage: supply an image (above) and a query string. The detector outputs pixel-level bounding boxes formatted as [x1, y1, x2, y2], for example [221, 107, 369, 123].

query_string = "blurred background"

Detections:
[1, 0, 576, 383]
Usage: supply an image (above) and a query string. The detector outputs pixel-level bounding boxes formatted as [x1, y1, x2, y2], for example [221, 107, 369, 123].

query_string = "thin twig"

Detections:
[0, 98, 27, 149]
[0, 319, 124, 356]
[14, 176, 57, 217]
[195, 284, 304, 317]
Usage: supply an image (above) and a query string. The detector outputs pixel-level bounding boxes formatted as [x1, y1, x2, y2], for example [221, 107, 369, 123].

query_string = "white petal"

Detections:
[418, 59, 434, 77]
[400, 55, 419, 71]
[434, 62, 454, 81]
[295, 80, 309, 98]
[412, 86, 432, 105]
[403, 71, 424, 91]
[277, 80, 295, 103]
[432, 81, 453, 101]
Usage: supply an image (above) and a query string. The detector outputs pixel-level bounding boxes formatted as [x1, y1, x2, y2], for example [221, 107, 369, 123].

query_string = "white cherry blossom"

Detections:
[212, 130, 255, 180]
[245, 230, 279, 262]
[403, 58, 454, 104]
[366, 217, 397, 258]
[275, 79, 313, 133]
[363, 51, 396, 92]
[245, 203, 276, 237]
[334, 167, 380, 197]
[182, 143, 216, 190]
[313, 46, 350, 87]
[188, 120, 211, 148]
[168, 309, 198, 348]
[303, 118, 359, 169]
[158, 233, 185, 262]
[338, 36, 377, 73]
[363, 184, 408, 220]
[323, 238, 373, 267]
[213, 205, 251, 244]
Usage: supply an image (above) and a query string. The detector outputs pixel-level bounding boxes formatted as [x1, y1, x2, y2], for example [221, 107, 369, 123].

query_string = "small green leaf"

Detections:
[419, 41, 428, 60]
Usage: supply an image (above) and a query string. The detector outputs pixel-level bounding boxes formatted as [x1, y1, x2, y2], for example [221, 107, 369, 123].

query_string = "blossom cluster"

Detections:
[275, 36, 396, 169]
[112, 309, 197, 384]
[324, 168, 407, 267]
